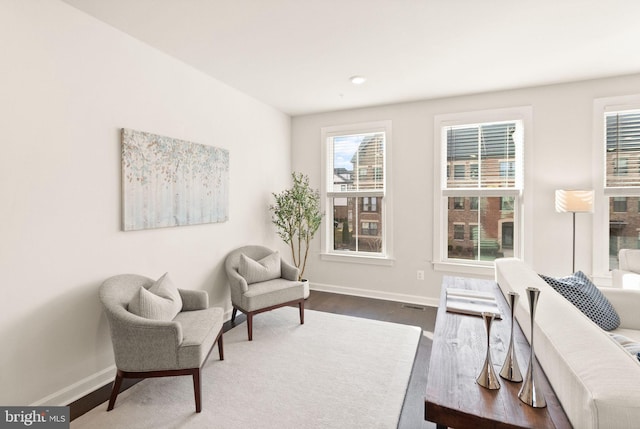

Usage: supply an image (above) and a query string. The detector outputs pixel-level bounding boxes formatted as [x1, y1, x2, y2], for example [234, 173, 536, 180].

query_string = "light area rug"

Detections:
[72, 307, 421, 429]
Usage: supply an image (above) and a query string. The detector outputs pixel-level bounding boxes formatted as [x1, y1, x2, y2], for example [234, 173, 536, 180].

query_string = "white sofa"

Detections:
[495, 258, 640, 429]
[612, 248, 640, 289]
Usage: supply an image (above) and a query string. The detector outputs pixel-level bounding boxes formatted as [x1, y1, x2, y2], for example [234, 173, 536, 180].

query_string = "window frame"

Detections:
[593, 95, 640, 283]
[320, 120, 393, 266]
[433, 107, 533, 276]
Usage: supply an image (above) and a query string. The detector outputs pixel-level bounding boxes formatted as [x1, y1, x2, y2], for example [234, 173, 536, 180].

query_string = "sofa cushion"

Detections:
[128, 272, 183, 321]
[539, 271, 620, 331]
[239, 251, 281, 284]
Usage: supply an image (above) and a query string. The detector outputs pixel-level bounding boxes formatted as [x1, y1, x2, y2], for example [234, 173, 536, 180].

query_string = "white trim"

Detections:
[433, 106, 534, 273]
[320, 252, 395, 266]
[31, 365, 116, 407]
[432, 261, 495, 277]
[309, 282, 439, 308]
[592, 94, 640, 278]
[320, 120, 393, 260]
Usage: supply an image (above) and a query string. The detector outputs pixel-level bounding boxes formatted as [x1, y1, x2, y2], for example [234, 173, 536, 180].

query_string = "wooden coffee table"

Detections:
[424, 276, 571, 429]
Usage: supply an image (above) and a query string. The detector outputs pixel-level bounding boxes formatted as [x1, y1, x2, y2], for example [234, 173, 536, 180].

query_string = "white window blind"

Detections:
[445, 122, 519, 190]
[606, 110, 640, 188]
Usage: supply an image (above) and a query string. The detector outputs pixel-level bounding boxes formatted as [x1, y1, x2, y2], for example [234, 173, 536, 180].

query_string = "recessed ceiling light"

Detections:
[350, 75, 366, 85]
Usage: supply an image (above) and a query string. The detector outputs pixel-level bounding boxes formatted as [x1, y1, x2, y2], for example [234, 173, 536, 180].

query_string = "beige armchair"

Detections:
[99, 273, 224, 412]
[612, 249, 640, 289]
[224, 245, 304, 340]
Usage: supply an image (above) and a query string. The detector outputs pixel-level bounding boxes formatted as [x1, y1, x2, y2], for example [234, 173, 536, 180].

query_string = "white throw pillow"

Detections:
[239, 251, 282, 284]
[128, 272, 183, 321]
[610, 333, 640, 358]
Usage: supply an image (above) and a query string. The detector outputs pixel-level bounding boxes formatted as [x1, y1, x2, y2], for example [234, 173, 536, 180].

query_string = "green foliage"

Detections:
[270, 172, 323, 280]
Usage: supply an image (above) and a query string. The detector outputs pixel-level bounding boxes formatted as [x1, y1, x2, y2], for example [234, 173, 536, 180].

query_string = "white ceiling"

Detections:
[62, 0, 640, 116]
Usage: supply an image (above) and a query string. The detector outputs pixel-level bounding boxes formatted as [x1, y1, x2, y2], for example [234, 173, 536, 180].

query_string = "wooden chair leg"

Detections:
[299, 300, 305, 325]
[192, 369, 202, 413]
[107, 370, 124, 411]
[231, 307, 237, 322]
[247, 313, 253, 341]
[218, 332, 224, 360]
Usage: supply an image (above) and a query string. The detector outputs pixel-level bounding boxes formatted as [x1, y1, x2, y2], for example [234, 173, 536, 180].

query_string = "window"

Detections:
[322, 121, 392, 262]
[470, 197, 479, 210]
[362, 197, 378, 212]
[470, 163, 479, 179]
[614, 158, 629, 176]
[453, 224, 465, 240]
[470, 224, 478, 240]
[361, 222, 378, 236]
[501, 196, 515, 212]
[374, 167, 383, 181]
[595, 102, 640, 273]
[612, 197, 627, 212]
[434, 107, 531, 273]
[500, 161, 515, 179]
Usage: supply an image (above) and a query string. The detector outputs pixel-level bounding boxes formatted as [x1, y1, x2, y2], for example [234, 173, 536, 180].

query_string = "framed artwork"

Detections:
[121, 128, 229, 231]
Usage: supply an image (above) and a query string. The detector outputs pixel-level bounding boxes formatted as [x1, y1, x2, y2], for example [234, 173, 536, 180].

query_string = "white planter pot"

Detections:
[301, 279, 310, 299]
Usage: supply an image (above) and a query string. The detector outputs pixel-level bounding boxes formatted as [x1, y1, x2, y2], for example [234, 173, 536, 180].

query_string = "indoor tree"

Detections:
[270, 172, 323, 281]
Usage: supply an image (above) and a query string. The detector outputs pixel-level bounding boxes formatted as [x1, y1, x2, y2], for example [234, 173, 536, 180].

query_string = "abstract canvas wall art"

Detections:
[122, 128, 229, 231]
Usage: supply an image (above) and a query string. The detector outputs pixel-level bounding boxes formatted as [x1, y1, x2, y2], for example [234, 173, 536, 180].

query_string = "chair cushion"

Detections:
[540, 271, 620, 331]
[239, 251, 282, 284]
[242, 277, 304, 311]
[128, 272, 183, 321]
[174, 306, 224, 368]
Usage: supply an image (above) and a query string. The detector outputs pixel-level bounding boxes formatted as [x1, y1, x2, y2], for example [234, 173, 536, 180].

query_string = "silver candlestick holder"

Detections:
[518, 287, 547, 408]
[476, 311, 500, 390]
[500, 291, 523, 382]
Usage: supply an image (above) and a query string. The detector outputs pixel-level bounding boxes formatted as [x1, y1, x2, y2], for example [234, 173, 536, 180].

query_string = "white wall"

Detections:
[0, 1, 291, 406]
[292, 73, 640, 306]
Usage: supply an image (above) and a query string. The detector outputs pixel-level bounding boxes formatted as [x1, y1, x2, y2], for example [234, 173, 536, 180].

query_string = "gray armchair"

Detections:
[225, 245, 304, 340]
[99, 274, 224, 412]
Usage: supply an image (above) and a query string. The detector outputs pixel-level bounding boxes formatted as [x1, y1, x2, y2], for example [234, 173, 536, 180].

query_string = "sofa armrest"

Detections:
[600, 287, 640, 329]
[281, 259, 300, 281]
[611, 269, 640, 290]
[179, 289, 209, 311]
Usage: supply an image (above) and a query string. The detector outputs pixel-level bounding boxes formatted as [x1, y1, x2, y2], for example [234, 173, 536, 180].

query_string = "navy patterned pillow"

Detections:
[539, 271, 620, 331]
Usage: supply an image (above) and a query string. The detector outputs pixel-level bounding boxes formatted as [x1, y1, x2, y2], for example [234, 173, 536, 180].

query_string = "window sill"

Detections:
[432, 260, 494, 277]
[320, 252, 395, 266]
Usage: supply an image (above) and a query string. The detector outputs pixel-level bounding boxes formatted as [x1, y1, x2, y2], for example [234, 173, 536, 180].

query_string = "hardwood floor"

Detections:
[71, 290, 439, 428]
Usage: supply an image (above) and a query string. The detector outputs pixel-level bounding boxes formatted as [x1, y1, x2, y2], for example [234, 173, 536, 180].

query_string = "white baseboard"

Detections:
[310, 282, 440, 308]
[31, 365, 116, 407]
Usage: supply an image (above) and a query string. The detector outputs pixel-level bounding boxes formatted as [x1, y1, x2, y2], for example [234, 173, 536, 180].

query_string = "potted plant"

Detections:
[270, 172, 323, 298]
